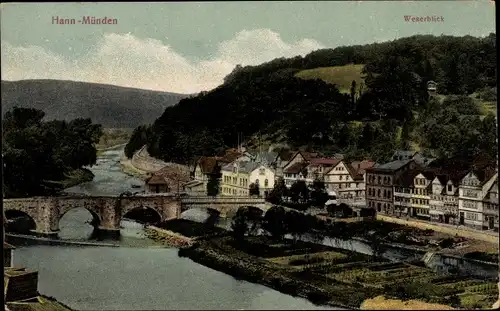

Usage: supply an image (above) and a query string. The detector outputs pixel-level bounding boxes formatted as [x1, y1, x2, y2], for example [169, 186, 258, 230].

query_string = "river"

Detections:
[10, 149, 339, 310]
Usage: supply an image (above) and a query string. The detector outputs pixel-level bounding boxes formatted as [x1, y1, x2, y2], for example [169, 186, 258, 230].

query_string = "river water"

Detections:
[10, 149, 339, 310]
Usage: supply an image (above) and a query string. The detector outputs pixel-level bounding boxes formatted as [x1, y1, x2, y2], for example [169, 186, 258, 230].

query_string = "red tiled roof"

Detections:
[351, 160, 375, 175]
[284, 162, 308, 174]
[345, 164, 364, 181]
[310, 158, 340, 166]
[301, 151, 319, 161]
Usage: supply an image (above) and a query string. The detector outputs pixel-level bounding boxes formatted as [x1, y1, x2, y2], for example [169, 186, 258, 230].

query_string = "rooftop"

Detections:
[309, 157, 340, 166]
[284, 162, 308, 174]
[222, 161, 268, 174]
[371, 159, 413, 172]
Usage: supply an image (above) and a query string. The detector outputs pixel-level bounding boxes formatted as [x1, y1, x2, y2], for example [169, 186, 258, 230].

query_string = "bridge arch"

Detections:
[120, 200, 163, 223]
[57, 199, 103, 230]
[4, 209, 39, 233]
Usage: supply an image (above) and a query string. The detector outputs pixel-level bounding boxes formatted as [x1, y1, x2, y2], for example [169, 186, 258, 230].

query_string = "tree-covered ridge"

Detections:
[126, 34, 497, 165]
[3, 107, 103, 198]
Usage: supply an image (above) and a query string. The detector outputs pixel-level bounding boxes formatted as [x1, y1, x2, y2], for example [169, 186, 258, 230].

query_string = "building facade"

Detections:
[221, 161, 275, 196]
[458, 170, 497, 230]
[366, 160, 418, 215]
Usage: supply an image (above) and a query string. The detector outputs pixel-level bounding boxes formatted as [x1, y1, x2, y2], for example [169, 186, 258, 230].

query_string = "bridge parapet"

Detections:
[180, 196, 266, 204]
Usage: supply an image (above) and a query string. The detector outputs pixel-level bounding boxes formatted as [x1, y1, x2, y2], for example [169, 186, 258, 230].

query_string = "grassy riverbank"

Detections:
[177, 233, 498, 309]
[59, 168, 94, 189]
[96, 128, 133, 150]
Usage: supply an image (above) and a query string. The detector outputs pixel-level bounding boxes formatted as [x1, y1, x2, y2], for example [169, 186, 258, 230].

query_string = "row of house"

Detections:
[365, 151, 498, 230]
[190, 147, 376, 201]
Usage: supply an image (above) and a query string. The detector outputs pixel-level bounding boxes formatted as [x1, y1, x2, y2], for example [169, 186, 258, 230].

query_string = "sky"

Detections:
[1, 1, 496, 94]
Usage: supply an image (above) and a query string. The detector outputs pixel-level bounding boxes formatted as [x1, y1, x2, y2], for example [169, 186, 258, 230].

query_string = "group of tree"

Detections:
[267, 178, 329, 208]
[231, 205, 325, 242]
[3, 107, 102, 198]
[230, 205, 387, 258]
[125, 33, 496, 165]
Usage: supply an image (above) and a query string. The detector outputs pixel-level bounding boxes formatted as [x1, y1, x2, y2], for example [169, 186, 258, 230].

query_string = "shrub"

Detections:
[439, 238, 455, 249]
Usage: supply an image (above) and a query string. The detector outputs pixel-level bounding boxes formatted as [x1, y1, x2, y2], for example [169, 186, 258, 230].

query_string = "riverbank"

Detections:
[120, 153, 150, 179]
[177, 235, 499, 309]
[144, 226, 194, 248]
[6, 233, 120, 247]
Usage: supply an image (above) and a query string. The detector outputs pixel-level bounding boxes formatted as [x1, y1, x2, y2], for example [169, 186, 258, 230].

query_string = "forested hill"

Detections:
[1, 79, 188, 128]
[126, 34, 497, 165]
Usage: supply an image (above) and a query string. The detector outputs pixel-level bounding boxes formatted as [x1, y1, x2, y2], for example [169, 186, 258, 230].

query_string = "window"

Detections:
[339, 175, 343, 180]
[255, 179, 259, 185]
[447, 185, 452, 192]
[378, 176, 381, 184]
[377, 189, 381, 197]
[346, 176, 349, 181]
[388, 190, 392, 199]
[259, 168, 265, 175]
[264, 179, 269, 187]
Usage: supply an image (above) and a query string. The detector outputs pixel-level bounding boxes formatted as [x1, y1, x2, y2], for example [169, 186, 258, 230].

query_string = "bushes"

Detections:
[438, 238, 455, 249]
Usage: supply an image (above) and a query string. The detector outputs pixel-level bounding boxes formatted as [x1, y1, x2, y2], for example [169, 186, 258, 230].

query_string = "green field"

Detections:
[96, 128, 134, 150]
[295, 64, 365, 93]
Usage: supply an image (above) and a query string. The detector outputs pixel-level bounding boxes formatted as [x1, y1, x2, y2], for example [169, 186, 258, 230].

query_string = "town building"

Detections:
[324, 160, 361, 199]
[391, 150, 435, 167]
[283, 162, 309, 187]
[145, 165, 191, 194]
[458, 168, 497, 230]
[221, 161, 275, 196]
[428, 171, 467, 224]
[393, 169, 436, 219]
[182, 180, 205, 196]
[193, 150, 246, 189]
[271, 149, 294, 179]
[366, 159, 418, 215]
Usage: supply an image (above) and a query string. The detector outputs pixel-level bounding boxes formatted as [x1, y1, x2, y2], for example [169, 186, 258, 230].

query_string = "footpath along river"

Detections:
[10, 149, 340, 311]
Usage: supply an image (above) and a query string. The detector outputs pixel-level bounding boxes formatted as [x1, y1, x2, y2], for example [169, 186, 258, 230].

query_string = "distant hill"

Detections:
[295, 64, 365, 93]
[1, 79, 189, 128]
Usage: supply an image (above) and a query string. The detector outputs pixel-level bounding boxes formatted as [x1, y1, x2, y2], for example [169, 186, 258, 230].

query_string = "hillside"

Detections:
[295, 64, 365, 93]
[1, 80, 188, 128]
[125, 34, 497, 165]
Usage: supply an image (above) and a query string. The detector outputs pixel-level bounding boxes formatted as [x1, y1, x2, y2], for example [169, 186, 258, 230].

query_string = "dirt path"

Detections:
[377, 214, 499, 244]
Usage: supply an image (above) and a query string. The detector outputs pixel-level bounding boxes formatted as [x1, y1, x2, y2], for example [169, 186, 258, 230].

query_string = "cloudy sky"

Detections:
[1, 1, 495, 94]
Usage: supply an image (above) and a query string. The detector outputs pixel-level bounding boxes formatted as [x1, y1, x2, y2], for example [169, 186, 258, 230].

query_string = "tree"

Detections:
[204, 208, 221, 228]
[368, 232, 388, 260]
[230, 206, 263, 240]
[350, 80, 357, 105]
[267, 177, 287, 204]
[310, 179, 328, 207]
[263, 205, 287, 240]
[289, 180, 309, 203]
[285, 210, 307, 243]
[249, 182, 260, 196]
[2, 107, 102, 198]
[206, 164, 222, 196]
[231, 207, 249, 241]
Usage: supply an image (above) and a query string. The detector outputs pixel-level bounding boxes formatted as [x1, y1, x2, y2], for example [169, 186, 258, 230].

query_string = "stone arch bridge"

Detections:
[3, 194, 267, 235]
